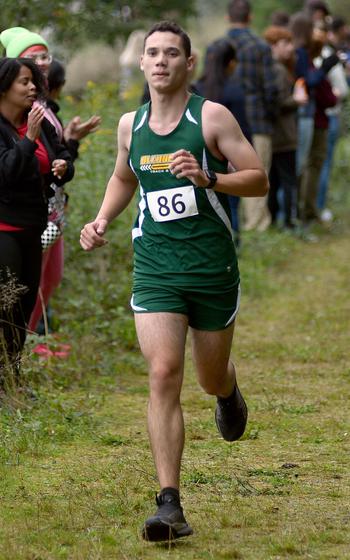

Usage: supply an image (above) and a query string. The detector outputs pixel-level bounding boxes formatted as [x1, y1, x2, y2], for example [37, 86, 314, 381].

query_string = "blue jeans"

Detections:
[296, 116, 314, 177]
[317, 114, 340, 210]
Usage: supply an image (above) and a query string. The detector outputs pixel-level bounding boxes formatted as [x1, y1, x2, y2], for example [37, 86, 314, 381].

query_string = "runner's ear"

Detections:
[187, 55, 194, 72]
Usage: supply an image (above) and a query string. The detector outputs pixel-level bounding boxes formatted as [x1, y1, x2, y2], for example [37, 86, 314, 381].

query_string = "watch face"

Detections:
[205, 170, 217, 188]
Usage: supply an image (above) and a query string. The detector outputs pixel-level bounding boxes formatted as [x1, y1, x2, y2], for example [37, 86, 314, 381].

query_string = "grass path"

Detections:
[1, 231, 349, 559]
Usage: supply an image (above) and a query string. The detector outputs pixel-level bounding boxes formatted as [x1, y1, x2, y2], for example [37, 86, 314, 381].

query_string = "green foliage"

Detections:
[0, 0, 197, 51]
[250, 0, 303, 29]
[328, 0, 350, 18]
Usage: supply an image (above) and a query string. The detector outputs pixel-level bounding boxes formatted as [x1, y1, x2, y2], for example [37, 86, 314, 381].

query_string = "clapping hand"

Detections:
[26, 103, 45, 141]
[64, 115, 101, 142]
[52, 159, 68, 179]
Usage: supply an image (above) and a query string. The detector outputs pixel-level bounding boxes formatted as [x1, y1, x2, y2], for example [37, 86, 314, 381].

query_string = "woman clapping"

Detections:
[0, 58, 74, 385]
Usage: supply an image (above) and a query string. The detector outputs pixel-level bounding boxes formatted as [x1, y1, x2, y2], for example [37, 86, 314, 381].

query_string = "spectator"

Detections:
[330, 17, 350, 84]
[299, 29, 337, 229]
[328, 16, 350, 56]
[28, 59, 101, 334]
[195, 38, 252, 246]
[289, 12, 338, 179]
[46, 59, 78, 162]
[304, 0, 331, 27]
[315, 19, 349, 219]
[0, 27, 100, 336]
[119, 30, 146, 98]
[227, 0, 279, 231]
[0, 58, 73, 385]
[263, 26, 301, 230]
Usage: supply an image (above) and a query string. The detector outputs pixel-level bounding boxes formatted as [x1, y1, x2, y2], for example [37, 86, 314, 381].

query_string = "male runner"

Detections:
[80, 21, 268, 542]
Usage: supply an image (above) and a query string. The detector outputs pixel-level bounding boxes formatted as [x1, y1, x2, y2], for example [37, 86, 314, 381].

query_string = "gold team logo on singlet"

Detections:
[140, 153, 172, 173]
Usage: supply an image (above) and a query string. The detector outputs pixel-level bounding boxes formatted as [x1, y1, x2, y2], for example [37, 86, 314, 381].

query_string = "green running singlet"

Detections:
[129, 94, 240, 293]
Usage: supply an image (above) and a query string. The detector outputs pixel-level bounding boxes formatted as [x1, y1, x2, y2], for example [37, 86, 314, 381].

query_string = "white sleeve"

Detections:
[328, 63, 349, 100]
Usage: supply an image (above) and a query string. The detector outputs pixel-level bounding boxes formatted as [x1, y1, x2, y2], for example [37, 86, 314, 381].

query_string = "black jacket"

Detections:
[0, 114, 74, 231]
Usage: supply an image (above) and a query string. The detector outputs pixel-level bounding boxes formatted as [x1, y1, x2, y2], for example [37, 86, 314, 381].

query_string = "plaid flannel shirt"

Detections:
[227, 28, 279, 135]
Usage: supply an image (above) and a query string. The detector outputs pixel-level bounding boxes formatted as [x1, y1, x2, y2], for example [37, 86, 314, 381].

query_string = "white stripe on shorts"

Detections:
[225, 283, 241, 327]
[130, 294, 148, 312]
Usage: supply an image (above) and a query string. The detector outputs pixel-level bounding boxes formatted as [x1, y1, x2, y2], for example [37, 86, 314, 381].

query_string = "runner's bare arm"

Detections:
[80, 112, 138, 251]
[169, 101, 268, 197]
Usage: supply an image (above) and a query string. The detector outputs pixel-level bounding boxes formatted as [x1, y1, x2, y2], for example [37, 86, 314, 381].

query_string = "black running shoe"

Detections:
[215, 383, 248, 441]
[142, 487, 193, 542]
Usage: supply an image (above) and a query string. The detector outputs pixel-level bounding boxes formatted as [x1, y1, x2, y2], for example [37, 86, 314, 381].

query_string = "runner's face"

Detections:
[141, 32, 193, 93]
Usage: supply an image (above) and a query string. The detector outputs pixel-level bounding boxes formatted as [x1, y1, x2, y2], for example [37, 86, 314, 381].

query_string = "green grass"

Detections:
[1, 84, 350, 559]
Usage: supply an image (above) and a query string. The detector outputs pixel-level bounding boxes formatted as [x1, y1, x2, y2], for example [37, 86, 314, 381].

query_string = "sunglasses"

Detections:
[24, 53, 53, 64]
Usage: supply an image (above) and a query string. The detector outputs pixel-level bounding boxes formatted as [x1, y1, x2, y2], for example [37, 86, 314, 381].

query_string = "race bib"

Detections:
[147, 185, 198, 222]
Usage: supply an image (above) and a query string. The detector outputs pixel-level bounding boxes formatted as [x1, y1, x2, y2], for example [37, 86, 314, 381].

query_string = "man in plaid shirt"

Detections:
[227, 0, 279, 231]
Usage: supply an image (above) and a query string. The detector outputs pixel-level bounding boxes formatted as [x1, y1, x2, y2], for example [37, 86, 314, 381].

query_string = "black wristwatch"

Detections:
[204, 169, 217, 189]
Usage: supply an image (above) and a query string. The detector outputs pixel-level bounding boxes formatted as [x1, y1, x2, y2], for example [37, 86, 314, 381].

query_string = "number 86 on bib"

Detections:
[147, 185, 199, 223]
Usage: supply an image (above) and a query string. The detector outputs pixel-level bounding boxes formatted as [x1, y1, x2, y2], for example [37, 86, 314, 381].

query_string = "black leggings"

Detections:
[268, 150, 298, 226]
[0, 229, 42, 365]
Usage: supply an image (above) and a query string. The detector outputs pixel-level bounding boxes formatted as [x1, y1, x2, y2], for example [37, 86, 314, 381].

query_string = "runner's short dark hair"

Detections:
[143, 21, 191, 58]
[227, 0, 251, 24]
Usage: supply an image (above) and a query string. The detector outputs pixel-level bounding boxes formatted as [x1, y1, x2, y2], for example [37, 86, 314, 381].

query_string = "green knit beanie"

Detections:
[0, 27, 48, 57]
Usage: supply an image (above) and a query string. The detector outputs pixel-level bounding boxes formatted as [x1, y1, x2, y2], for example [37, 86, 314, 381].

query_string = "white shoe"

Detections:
[320, 208, 333, 223]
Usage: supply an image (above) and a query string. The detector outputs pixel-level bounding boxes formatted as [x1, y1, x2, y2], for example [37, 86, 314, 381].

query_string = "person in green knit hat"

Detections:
[0, 27, 52, 77]
[0, 26, 49, 56]
[0, 26, 101, 142]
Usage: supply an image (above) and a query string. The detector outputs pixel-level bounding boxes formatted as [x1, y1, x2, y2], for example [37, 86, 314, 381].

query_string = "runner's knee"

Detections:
[149, 362, 182, 398]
